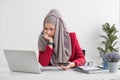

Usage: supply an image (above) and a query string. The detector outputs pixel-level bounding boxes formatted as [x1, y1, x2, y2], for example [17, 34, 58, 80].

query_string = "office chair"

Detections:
[82, 49, 85, 56]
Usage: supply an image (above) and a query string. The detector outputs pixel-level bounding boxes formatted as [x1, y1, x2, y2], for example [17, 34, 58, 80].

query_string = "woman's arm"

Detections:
[38, 32, 54, 66]
[60, 33, 86, 70]
[73, 33, 86, 66]
[38, 46, 54, 66]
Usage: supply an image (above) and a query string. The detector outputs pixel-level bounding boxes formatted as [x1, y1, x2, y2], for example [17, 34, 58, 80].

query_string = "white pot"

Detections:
[108, 62, 118, 73]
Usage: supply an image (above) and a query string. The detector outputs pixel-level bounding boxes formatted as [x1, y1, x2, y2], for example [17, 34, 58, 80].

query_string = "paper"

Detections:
[77, 66, 101, 70]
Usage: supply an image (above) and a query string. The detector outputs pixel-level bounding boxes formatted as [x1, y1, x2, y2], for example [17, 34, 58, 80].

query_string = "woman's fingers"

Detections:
[60, 65, 70, 70]
[42, 33, 53, 42]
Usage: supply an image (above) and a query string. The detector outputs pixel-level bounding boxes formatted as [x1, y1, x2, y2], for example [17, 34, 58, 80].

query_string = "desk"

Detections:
[0, 68, 120, 80]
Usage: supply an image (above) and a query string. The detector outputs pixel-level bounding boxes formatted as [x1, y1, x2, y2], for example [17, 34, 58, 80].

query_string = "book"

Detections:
[74, 66, 103, 74]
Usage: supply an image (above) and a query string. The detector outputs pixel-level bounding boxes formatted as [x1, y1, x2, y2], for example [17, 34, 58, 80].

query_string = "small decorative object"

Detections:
[105, 52, 120, 73]
[97, 22, 119, 69]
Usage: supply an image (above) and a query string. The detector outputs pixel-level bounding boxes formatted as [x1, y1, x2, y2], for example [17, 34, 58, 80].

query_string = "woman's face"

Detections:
[44, 23, 55, 37]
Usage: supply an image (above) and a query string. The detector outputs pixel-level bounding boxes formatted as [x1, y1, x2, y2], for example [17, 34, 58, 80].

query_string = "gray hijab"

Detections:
[38, 9, 71, 66]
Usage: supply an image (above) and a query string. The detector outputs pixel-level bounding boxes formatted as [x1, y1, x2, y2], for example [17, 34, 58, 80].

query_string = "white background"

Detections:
[0, 0, 120, 69]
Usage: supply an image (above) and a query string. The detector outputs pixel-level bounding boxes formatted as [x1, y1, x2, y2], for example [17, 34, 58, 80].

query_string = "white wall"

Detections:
[0, 0, 119, 69]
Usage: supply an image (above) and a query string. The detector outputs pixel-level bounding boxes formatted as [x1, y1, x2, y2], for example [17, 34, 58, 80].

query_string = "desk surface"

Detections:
[0, 68, 120, 80]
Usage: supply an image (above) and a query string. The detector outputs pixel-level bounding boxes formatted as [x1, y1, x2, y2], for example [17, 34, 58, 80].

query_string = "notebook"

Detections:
[4, 49, 62, 74]
[74, 62, 103, 74]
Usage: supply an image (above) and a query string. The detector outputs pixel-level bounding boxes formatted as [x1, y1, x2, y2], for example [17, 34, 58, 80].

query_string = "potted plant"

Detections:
[97, 22, 119, 69]
[105, 52, 120, 72]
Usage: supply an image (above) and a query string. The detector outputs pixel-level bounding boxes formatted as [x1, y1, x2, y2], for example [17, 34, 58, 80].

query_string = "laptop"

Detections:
[4, 49, 41, 74]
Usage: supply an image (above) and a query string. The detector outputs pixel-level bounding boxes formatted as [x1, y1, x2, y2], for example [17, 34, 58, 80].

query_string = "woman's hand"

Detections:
[42, 33, 54, 49]
[42, 33, 53, 42]
[60, 62, 76, 70]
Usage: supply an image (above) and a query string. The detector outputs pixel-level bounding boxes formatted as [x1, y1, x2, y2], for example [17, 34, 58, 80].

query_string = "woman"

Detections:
[38, 9, 85, 70]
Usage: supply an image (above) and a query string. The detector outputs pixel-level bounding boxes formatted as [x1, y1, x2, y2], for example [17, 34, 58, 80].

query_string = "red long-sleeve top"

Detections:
[38, 32, 86, 66]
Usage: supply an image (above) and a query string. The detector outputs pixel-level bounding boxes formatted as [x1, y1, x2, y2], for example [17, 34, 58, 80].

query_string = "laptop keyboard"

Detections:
[41, 66, 62, 71]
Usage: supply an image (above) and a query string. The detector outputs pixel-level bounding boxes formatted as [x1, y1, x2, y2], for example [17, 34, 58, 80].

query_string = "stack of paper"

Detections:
[74, 66, 103, 74]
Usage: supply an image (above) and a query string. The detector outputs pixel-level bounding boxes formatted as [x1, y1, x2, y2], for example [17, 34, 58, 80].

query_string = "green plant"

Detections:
[97, 22, 119, 57]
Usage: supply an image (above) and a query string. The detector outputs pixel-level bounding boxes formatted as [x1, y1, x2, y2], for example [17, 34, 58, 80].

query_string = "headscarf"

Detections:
[38, 9, 71, 66]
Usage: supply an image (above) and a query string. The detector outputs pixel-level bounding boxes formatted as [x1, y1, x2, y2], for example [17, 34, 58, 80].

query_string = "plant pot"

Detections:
[108, 62, 118, 73]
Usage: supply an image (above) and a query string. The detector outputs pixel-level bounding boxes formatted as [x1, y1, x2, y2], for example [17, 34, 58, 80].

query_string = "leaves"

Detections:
[97, 22, 119, 56]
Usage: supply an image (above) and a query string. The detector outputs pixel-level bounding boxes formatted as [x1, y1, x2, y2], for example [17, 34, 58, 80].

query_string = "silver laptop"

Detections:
[4, 49, 41, 74]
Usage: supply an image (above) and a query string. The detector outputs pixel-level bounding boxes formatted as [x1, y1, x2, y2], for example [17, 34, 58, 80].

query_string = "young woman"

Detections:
[38, 9, 85, 70]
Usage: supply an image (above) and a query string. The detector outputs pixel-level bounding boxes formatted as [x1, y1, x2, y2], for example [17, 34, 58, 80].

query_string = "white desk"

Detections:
[0, 68, 120, 80]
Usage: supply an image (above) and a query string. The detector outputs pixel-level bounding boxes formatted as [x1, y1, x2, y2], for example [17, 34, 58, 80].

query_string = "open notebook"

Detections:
[74, 62, 103, 74]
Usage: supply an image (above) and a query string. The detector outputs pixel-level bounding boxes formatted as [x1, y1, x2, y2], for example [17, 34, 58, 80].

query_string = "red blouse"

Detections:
[38, 32, 86, 66]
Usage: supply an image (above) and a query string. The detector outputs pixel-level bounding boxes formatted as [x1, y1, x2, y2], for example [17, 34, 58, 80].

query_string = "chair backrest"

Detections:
[82, 49, 85, 56]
